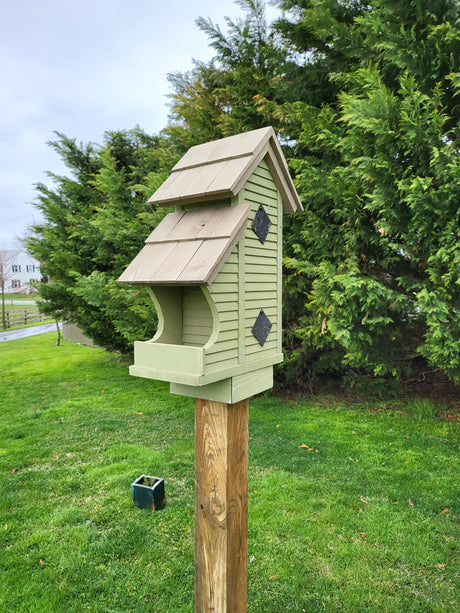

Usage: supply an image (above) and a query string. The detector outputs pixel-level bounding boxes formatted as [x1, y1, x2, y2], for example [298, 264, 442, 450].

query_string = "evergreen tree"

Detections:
[166, 0, 287, 148]
[272, 0, 460, 387]
[27, 129, 176, 352]
[26, 0, 460, 390]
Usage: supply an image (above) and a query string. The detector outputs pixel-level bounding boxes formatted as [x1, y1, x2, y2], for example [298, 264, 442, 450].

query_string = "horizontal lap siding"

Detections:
[241, 159, 280, 362]
[205, 254, 240, 370]
[183, 287, 213, 346]
[205, 347, 239, 369]
[245, 259, 277, 270]
[203, 158, 282, 376]
[245, 304, 277, 319]
[246, 294, 277, 307]
[245, 338, 278, 358]
[246, 248, 277, 261]
[243, 187, 278, 207]
[246, 234, 277, 249]
[217, 304, 239, 316]
[246, 273, 277, 284]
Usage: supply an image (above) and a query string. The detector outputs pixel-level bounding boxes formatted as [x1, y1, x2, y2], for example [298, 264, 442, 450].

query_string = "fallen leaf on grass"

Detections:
[437, 563, 446, 568]
[11, 468, 18, 474]
[134, 411, 143, 416]
[39, 559, 48, 566]
[439, 508, 448, 515]
[408, 499, 414, 507]
[298, 444, 319, 453]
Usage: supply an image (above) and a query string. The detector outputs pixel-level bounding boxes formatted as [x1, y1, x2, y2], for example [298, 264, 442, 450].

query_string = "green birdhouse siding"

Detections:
[205, 254, 240, 372]
[203, 158, 282, 377]
[128, 158, 284, 387]
[241, 159, 282, 363]
[182, 287, 213, 346]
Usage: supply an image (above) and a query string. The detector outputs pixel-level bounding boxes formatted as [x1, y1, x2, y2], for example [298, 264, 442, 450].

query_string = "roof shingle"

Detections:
[118, 202, 251, 286]
[148, 127, 302, 213]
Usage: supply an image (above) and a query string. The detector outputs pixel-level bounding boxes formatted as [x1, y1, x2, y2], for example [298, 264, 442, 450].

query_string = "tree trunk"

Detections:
[1, 278, 6, 330]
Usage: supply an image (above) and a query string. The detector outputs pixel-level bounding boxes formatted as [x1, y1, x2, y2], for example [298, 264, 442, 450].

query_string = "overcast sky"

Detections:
[0, 0, 279, 249]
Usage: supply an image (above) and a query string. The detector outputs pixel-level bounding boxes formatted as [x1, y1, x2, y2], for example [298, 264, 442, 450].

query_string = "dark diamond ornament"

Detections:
[252, 309, 272, 346]
[251, 204, 271, 244]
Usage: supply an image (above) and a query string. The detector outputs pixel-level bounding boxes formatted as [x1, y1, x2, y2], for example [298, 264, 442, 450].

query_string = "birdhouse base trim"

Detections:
[129, 341, 282, 387]
[131, 341, 205, 381]
[170, 366, 274, 403]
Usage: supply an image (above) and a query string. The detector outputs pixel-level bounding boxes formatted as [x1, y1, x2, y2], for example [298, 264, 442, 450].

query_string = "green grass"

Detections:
[1, 334, 458, 612]
[3, 294, 38, 301]
[2, 295, 52, 330]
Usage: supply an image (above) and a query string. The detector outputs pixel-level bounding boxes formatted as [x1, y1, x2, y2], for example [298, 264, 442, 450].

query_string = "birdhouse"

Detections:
[118, 127, 302, 403]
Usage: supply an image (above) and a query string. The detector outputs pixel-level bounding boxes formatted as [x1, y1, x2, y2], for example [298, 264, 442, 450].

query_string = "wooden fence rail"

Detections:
[2, 309, 49, 329]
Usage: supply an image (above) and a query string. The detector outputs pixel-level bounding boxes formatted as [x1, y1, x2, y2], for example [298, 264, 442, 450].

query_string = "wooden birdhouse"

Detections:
[118, 127, 302, 403]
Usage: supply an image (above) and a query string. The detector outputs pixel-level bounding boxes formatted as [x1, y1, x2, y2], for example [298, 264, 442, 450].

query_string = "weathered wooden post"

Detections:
[119, 127, 302, 612]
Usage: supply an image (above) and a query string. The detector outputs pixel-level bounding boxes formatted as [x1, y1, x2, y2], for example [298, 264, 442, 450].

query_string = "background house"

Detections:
[0, 249, 42, 294]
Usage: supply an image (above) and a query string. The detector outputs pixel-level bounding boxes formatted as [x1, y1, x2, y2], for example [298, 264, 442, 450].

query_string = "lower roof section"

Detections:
[118, 202, 251, 286]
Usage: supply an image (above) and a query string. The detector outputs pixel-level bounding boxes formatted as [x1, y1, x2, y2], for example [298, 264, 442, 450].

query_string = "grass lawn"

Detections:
[3, 294, 38, 302]
[1, 334, 458, 612]
[1, 294, 52, 330]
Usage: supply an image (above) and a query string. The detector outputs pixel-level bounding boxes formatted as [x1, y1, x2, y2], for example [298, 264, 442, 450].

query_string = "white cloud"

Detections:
[0, 0, 279, 246]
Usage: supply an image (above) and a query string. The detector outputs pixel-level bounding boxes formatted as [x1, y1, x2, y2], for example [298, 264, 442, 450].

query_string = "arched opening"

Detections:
[147, 286, 214, 347]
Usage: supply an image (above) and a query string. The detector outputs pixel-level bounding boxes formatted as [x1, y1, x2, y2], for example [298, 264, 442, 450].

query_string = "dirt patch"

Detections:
[275, 367, 460, 417]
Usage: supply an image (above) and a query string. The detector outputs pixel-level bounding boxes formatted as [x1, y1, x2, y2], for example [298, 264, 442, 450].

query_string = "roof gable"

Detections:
[118, 202, 251, 286]
[148, 127, 302, 213]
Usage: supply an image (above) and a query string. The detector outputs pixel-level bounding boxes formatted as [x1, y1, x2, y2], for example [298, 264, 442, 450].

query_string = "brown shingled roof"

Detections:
[118, 202, 251, 286]
[148, 127, 303, 213]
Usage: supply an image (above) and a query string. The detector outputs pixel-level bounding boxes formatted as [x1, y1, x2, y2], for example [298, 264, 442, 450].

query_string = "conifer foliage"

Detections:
[272, 0, 460, 386]
[28, 0, 459, 388]
[27, 130, 175, 351]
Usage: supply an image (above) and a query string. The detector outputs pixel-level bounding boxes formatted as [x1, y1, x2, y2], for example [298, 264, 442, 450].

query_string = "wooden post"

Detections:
[194, 398, 249, 613]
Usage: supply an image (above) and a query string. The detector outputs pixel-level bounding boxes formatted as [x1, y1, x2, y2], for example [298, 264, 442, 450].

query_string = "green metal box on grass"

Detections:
[119, 127, 302, 403]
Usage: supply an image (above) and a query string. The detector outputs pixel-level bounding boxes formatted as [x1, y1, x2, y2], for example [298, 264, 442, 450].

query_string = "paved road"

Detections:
[0, 322, 60, 343]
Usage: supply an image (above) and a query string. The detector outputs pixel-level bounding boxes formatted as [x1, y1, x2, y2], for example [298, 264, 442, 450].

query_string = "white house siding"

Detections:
[0, 250, 42, 293]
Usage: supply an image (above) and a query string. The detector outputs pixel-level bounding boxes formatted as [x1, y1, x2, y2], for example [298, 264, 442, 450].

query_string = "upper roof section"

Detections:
[148, 127, 303, 214]
[0, 249, 39, 264]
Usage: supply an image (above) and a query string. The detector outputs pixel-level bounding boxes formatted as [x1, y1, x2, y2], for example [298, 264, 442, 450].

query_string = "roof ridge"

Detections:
[171, 150, 252, 173]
